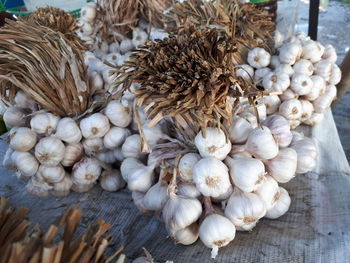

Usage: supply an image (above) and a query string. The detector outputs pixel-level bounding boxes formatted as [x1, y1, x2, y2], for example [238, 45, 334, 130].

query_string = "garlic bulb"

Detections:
[26, 176, 52, 197]
[113, 148, 125, 162]
[194, 128, 231, 160]
[269, 55, 280, 69]
[293, 59, 314, 76]
[247, 47, 271, 68]
[329, 64, 342, 85]
[142, 180, 168, 211]
[291, 131, 304, 143]
[239, 112, 258, 128]
[104, 53, 121, 66]
[253, 67, 271, 83]
[262, 72, 290, 92]
[35, 136, 65, 166]
[314, 60, 332, 82]
[132, 28, 148, 47]
[225, 188, 266, 231]
[279, 42, 302, 65]
[100, 169, 126, 192]
[83, 137, 104, 155]
[280, 88, 298, 101]
[89, 71, 104, 93]
[55, 118, 82, 144]
[260, 95, 281, 115]
[236, 64, 254, 80]
[322, 44, 337, 63]
[72, 157, 102, 185]
[80, 3, 96, 22]
[30, 112, 60, 135]
[303, 112, 324, 126]
[2, 148, 15, 170]
[122, 134, 144, 159]
[264, 148, 297, 183]
[96, 151, 118, 164]
[12, 151, 39, 177]
[37, 165, 65, 183]
[193, 157, 231, 197]
[178, 153, 201, 182]
[177, 182, 202, 199]
[226, 116, 253, 144]
[61, 143, 83, 167]
[199, 213, 236, 259]
[254, 175, 279, 210]
[120, 158, 154, 192]
[52, 175, 73, 196]
[132, 191, 148, 212]
[290, 138, 317, 174]
[4, 106, 28, 128]
[109, 42, 120, 54]
[265, 187, 291, 219]
[305, 75, 326, 101]
[80, 113, 110, 139]
[290, 74, 313, 95]
[245, 126, 279, 159]
[142, 123, 165, 147]
[119, 39, 134, 54]
[300, 100, 314, 121]
[9, 127, 37, 152]
[313, 85, 337, 113]
[275, 64, 294, 77]
[14, 91, 37, 111]
[274, 31, 284, 48]
[262, 115, 292, 148]
[302, 40, 324, 63]
[105, 100, 132, 128]
[173, 223, 199, 245]
[103, 127, 131, 149]
[225, 156, 265, 192]
[279, 98, 302, 120]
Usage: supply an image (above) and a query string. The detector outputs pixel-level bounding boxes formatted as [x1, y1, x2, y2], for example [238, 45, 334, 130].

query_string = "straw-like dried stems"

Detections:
[0, 20, 90, 117]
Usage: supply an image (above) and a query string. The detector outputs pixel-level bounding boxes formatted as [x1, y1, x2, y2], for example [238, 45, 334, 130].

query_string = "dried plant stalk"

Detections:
[0, 20, 90, 117]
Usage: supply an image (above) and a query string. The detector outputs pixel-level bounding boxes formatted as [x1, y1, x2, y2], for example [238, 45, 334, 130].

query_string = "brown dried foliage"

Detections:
[0, 20, 90, 117]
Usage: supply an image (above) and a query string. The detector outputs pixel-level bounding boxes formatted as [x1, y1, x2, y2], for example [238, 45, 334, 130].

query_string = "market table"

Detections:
[0, 109, 350, 262]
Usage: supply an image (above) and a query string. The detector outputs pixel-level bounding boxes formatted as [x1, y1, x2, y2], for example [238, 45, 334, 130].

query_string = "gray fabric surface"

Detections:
[0, 109, 349, 262]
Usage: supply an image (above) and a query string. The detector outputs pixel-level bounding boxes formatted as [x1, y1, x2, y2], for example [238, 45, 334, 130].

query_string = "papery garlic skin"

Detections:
[52, 175, 73, 196]
[254, 67, 271, 83]
[193, 157, 231, 198]
[279, 98, 302, 120]
[245, 126, 279, 159]
[35, 136, 65, 166]
[83, 137, 104, 155]
[121, 134, 144, 159]
[199, 214, 236, 259]
[173, 223, 199, 245]
[255, 175, 280, 210]
[105, 100, 132, 128]
[4, 106, 28, 128]
[225, 156, 265, 193]
[9, 127, 37, 152]
[247, 47, 271, 68]
[226, 116, 253, 144]
[290, 138, 317, 174]
[142, 181, 168, 211]
[239, 112, 258, 128]
[194, 128, 231, 160]
[265, 187, 291, 219]
[288, 119, 301, 129]
[61, 143, 83, 167]
[179, 153, 201, 182]
[261, 95, 281, 115]
[142, 123, 165, 147]
[80, 3, 96, 22]
[72, 157, 102, 185]
[113, 148, 125, 162]
[177, 182, 201, 199]
[262, 115, 292, 148]
[103, 127, 131, 149]
[290, 74, 313, 95]
[37, 165, 65, 183]
[14, 91, 37, 111]
[80, 113, 110, 139]
[12, 151, 39, 177]
[100, 169, 126, 192]
[236, 64, 254, 80]
[274, 31, 284, 48]
[211, 184, 233, 203]
[55, 117, 82, 144]
[262, 72, 290, 92]
[264, 148, 297, 183]
[225, 188, 266, 231]
[30, 112, 60, 135]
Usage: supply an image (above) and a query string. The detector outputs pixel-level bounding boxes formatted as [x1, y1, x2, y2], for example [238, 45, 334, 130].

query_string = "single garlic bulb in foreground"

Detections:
[225, 156, 265, 193]
[37, 165, 65, 184]
[265, 187, 291, 219]
[225, 188, 266, 231]
[255, 175, 280, 210]
[30, 112, 60, 135]
[262, 115, 292, 148]
[142, 180, 168, 211]
[55, 117, 82, 144]
[61, 143, 83, 167]
[247, 47, 271, 68]
[173, 223, 199, 245]
[4, 106, 28, 128]
[194, 128, 231, 160]
[83, 137, 104, 155]
[14, 91, 37, 111]
[80, 113, 110, 139]
[9, 127, 37, 152]
[105, 100, 132, 128]
[178, 153, 201, 182]
[279, 98, 302, 120]
[35, 136, 65, 166]
[12, 151, 39, 177]
[177, 182, 201, 199]
[226, 116, 253, 144]
[290, 138, 317, 174]
[122, 134, 144, 159]
[103, 127, 131, 149]
[245, 126, 279, 159]
[72, 157, 102, 185]
[100, 169, 126, 192]
[193, 157, 231, 198]
[52, 175, 73, 196]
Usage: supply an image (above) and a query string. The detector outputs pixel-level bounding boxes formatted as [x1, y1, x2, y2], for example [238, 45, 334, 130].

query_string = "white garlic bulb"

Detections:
[89, 71, 104, 93]
[302, 40, 324, 63]
[119, 39, 134, 54]
[245, 126, 279, 159]
[314, 60, 332, 82]
[26, 176, 52, 197]
[14, 91, 37, 111]
[55, 118, 82, 144]
[260, 95, 281, 115]
[142, 180, 168, 211]
[177, 182, 201, 199]
[12, 151, 39, 177]
[275, 63, 294, 77]
[265, 187, 291, 219]
[80, 113, 110, 139]
[9, 127, 37, 152]
[279, 98, 302, 120]
[4, 106, 28, 128]
[72, 157, 102, 185]
[173, 223, 199, 245]
[113, 148, 125, 162]
[3, 148, 15, 170]
[263, 72, 290, 92]
[109, 42, 120, 54]
[104, 53, 121, 66]
[225, 156, 265, 192]
[254, 175, 279, 210]
[225, 188, 266, 231]
[122, 134, 144, 159]
[303, 112, 324, 126]
[269, 55, 280, 69]
[313, 85, 337, 113]
[290, 138, 317, 174]
[96, 151, 118, 164]
[226, 116, 253, 144]
[199, 213, 236, 259]
[142, 123, 165, 147]
[264, 148, 297, 183]
[120, 158, 154, 192]
[52, 175, 73, 196]
[83, 137, 104, 155]
[280, 88, 298, 101]
[61, 143, 83, 167]
[253, 67, 271, 83]
[274, 31, 284, 48]
[279, 42, 302, 65]
[100, 169, 126, 192]
[37, 165, 65, 183]
[80, 3, 96, 22]
[211, 184, 233, 203]
[236, 64, 254, 81]
[30, 112, 60, 135]
[290, 73, 313, 95]
[193, 157, 231, 198]
[179, 153, 201, 182]
[105, 100, 132, 128]
[35, 136, 65, 166]
[262, 115, 292, 148]
[305, 75, 326, 101]
[132, 28, 148, 47]
[293, 59, 314, 76]
[322, 44, 337, 63]
[300, 100, 314, 121]
[194, 128, 231, 160]
[329, 64, 342, 85]
[103, 127, 131, 149]
[247, 47, 271, 68]
[132, 191, 148, 212]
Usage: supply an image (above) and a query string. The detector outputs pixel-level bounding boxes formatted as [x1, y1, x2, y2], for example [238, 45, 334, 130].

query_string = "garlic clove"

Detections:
[279, 98, 302, 120]
[172, 223, 199, 245]
[109, 42, 120, 54]
[245, 126, 279, 159]
[51, 175, 73, 197]
[236, 64, 254, 81]
[12, 151, 39, 177]
[83, 137, 104, 155]
[9, 127, 37, 152]
[303, 112, 324, 126]
[4, 106, 28, 128]
[260, 95, 281, 115]
[247, 47, 271, 68]
[177, 182, 202, 199]
[178, 153, 201, 183]
[89, 71, 104, 93]
[290, 138, 317, 174]
[142, 180, 168, 211]
[14, 91, 37, 111]
[113, 148, 125, 162]
[72, 157, 102, 185]
[80, 113, 110, 139]
[37, 164, 65, 184]
[265, 187, 291, 219]
[100, 169, 126, 192]
[35, 136, 65, 166]
[290, 73, 313, 95]
[262, 114, 292, 148]
[55, 117, 82, 144]
[30, 112, 60, 135]
[61, 143, 84, 167]
[132, 28, 148, 47]
[121, 134, 145, 159]
[254, 175, 279, 210]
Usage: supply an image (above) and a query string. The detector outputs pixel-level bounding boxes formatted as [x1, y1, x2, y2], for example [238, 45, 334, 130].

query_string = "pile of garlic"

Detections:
[240, 31, 340, 129]
[2, 91, 140, 197]
[120, 112, 317, 258]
